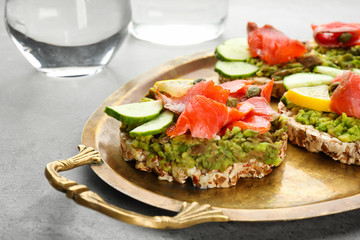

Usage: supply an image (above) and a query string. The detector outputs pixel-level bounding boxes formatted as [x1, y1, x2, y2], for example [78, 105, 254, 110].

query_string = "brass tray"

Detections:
[45, 50, 360, 229]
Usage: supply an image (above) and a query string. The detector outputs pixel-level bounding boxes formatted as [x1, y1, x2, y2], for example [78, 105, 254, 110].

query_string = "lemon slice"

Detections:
[154, 79, 195, 97]
[284, 85, 332, 112]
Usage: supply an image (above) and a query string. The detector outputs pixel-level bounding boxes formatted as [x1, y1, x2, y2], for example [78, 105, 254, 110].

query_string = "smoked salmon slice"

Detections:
[219, 80, 254, 97]
[330, 71, 360, 118]
[164, 80, 276, 139]
[226, 102, 254, 125]
[220, 79, 273, 103]
[247, 22, 307, 65]
[244, 96, 276, 120]
[225, 115, 271, 134]
[260, 79, 274, 103]
[157, 80, 229, 114]
[222, 96, 275, 134]
[167, 95, 255, 139]
[167, 95, 229, 139]
[167, 95, 275, 139]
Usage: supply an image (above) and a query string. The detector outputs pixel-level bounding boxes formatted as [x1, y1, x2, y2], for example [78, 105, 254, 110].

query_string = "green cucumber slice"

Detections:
[215, 61, 259, 79]
[129, 110, 174, 137]
[283, 73, 334, 90]
[215, 38, 251, 61]
[352, 68, 360, 75]
[313, 66, 344, 77]
[104, 100, 163, 125]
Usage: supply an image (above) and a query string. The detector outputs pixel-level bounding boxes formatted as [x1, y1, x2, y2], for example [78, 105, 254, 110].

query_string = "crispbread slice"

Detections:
[278, 102, 360, 165]
[119, 129, 288, 189]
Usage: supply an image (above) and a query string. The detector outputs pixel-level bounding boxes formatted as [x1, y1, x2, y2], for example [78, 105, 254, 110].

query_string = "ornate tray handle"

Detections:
[45, 145, 229, 229]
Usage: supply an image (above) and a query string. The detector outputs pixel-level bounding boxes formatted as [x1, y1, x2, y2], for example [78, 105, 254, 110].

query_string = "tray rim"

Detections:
[82, 50, 360, 222]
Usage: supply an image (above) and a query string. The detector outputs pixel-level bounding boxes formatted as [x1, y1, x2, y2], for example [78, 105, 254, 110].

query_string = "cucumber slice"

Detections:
[129, 110, 174, 137]
[104, 100, 163, 125]
[313, 66, 344, 77]
[315, 67, 360, 76]
[283, 73, 334, 90]
[215, 61, 259, 79]
[352, 68, 360, 75]
[215, 38, 251, 61]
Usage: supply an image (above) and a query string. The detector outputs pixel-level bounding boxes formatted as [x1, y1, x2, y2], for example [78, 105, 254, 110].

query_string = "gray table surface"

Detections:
[2, 0, 360, 239]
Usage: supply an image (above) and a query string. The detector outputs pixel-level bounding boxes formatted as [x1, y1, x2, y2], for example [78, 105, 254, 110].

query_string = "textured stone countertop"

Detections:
[2, 0, 360, 239]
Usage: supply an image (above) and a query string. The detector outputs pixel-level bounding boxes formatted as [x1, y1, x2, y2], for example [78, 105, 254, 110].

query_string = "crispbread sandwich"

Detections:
[279, 70, 360, 165]
[214, 22, 336, 99]
[276, 22, 360, 164]
[309, 22, 360, 70]
[105, 79, 288, 189]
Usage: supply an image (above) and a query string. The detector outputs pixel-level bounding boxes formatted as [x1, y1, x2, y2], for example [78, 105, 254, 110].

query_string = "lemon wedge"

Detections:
[155, 79, 195, 97]
[284, 85, 332, 112]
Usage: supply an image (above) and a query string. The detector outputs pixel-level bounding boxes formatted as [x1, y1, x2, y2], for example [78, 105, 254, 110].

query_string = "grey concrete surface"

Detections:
[2, 0, 360, 239]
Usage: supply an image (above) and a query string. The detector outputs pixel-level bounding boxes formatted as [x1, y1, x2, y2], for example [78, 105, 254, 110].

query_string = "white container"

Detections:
[129, 0, 228, 45]
[5, 0, 131, 77]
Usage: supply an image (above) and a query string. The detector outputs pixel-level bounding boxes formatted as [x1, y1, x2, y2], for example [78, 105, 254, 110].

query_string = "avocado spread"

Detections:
[247, 58, 308, 81]
[313, 44, 360, 69]
[245, 52, 325, 81]
[282, 97, 360, 142]
[129, 115, 287, 172]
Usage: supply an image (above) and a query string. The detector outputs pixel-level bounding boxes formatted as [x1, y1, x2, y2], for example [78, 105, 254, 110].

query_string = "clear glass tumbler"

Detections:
[5, 0, 131, 77]
[129, 0, 228, 46]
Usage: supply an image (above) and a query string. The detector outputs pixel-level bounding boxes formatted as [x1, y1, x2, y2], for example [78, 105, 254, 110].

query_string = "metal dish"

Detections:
[45, 50, 360, 229]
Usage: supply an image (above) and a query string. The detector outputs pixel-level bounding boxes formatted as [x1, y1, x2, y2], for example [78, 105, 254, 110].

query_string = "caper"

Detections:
[144, 87, 156, 99]
[337, 32, 354, 43]
[193, 78, 206, 84]
[226, 97, 238, 108]
[245, 86, 262, 99]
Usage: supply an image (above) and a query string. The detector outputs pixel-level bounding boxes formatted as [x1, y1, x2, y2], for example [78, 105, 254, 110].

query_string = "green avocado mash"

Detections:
[247, 57, 310, 81]
[129, 115, 287, 172]
[313, 44, 360, 69]
[282, 97, 360, 142]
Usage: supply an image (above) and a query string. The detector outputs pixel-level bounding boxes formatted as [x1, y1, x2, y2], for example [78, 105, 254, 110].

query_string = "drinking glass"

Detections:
[129, 0, 228, 46]
[5, 0, 131, 77]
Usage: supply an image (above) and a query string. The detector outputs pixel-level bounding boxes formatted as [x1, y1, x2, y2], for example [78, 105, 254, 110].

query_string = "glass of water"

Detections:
[5, 0, 131, 77]
[129, 0, 228, 46]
